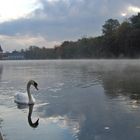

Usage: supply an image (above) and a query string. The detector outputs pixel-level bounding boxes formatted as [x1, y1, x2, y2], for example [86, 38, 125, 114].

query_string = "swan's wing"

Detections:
[14, 92, 29, 104]
[14, 92, 36, 104]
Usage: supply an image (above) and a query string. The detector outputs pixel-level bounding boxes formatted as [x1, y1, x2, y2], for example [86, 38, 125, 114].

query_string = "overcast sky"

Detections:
[0, 0, 140, 52]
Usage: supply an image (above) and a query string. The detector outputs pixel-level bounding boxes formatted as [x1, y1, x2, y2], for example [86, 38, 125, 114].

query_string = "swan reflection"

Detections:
[16, 103, 28, 109]
[28, 105, 39, 128]
[16, 104, 39, 128]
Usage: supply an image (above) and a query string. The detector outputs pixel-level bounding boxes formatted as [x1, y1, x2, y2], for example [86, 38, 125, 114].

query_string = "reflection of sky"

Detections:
[37, 84, 109, 140]
[40, 115, 80, 139]
[0, 105, 76, 140]
[1, 60, 140, 139]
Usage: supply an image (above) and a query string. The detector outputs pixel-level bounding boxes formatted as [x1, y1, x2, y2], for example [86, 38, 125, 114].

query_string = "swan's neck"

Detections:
[27, 83, 34, 103]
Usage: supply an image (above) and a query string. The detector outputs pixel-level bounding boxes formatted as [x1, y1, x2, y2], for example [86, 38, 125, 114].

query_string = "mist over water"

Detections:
[1, 60, 140, 140]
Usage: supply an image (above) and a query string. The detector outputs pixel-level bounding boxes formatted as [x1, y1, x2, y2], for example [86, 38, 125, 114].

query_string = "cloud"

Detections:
[0, 0, 107, 39]
[0, 35, 59, 52]
[0, 0, 139, 51]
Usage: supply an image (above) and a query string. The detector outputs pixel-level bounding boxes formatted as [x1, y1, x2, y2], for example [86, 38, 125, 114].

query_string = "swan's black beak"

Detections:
[34, 82, 38, 90]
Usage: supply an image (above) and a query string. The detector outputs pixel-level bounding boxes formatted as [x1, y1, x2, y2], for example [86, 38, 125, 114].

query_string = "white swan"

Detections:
[14, 80, 38, 105]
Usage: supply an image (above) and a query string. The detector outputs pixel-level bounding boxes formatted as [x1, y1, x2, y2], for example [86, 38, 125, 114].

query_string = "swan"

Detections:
[14, 80, 38, 105]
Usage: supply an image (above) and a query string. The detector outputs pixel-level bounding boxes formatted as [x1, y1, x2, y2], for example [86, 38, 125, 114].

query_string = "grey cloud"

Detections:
[0, 0, 139, 42]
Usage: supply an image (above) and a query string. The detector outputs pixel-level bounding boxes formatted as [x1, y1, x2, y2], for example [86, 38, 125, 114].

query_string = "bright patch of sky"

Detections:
[0, 0, 40, 22]
[121, 5, 140, 17]
[128, 5, 140, 13]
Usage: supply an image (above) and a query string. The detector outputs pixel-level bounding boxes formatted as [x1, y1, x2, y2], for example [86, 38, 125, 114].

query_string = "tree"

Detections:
[116, 21, 132, 57]
[128, 13, 140, 57]
[102, 19, 120, 36]
[102, 19, 120, 57]
[130, 13, 140, 28]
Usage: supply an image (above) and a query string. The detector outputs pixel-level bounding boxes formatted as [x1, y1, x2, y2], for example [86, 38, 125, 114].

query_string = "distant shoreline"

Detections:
[1, 13, 140, 60]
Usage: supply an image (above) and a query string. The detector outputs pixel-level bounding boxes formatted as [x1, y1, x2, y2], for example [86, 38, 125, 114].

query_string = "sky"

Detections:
[0, 0, 140, 52]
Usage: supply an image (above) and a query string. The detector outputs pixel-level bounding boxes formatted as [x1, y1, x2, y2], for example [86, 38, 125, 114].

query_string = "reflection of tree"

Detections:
[0, 132, 3, 140]
[101, 66, 140, 100]
[0, 118, 3, 140]
[0, 65, 3, 81]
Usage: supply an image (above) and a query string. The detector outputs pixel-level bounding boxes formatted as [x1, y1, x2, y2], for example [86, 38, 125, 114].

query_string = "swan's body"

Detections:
[14, 80, 38, 105]
[15, 92, 35, 104]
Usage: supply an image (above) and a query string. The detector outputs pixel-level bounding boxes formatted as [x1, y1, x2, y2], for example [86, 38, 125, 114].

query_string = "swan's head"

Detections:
[33, 81, 38, 90]
[29, 80, 38, 90]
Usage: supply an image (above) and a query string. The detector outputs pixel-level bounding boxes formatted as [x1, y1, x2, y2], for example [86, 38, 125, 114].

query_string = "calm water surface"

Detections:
[1, 60, 140, 140]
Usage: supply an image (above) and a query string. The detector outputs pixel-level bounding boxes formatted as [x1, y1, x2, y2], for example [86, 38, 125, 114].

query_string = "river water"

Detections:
[1, 60, 140, 140]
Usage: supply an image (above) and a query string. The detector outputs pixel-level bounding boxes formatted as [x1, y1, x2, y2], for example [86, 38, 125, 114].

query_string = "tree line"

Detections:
[19, 13, 140, 59]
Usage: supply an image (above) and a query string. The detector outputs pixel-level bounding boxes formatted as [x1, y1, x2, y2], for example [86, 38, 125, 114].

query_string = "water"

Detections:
[1, 60, 140, 140]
